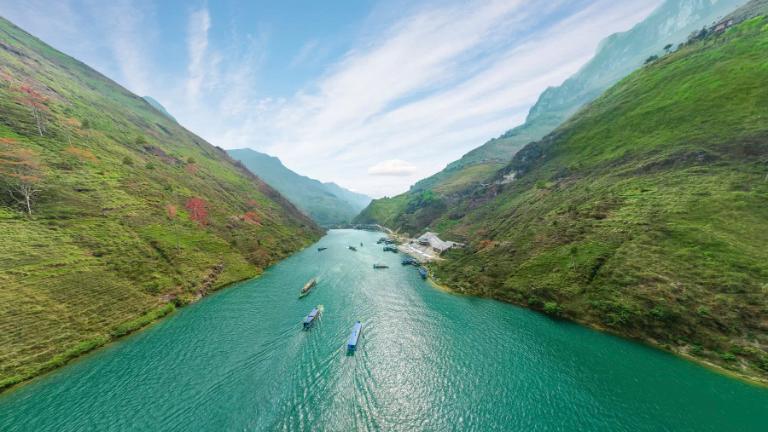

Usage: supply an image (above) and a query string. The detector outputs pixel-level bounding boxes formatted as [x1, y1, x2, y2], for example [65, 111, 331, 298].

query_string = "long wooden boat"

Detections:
[299, 278, 317, 298]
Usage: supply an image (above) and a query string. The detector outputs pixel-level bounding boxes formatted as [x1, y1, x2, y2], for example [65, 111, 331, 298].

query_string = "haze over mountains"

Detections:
[361, 0, 768, 383]
[228, 148, 370, 226]
[356, 0, 745, 232]
[135, 97, 372, 226]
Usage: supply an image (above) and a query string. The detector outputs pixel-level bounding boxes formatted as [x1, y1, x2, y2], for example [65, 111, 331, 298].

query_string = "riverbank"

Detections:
[0, 270, 262, 394]
[427, 269, 768, 388]
[372, 227, 768, 387]
[3, 228, 766, 431]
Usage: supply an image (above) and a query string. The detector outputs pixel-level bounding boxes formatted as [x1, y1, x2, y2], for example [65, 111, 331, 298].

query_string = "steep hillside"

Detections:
[356, 0, 745, 234]
[228, 148, 370, 226]
[432, 16, 768, 382]
[0, 17, 321, 390]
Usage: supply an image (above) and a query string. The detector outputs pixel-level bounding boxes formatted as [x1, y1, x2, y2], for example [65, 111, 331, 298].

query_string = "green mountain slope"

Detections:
[0, 17, 321, 390]
[431, 16, 768, 383]
[228, 148, 370, 226]
[355, 0, 746, 234]
[142, 96, 176, 123]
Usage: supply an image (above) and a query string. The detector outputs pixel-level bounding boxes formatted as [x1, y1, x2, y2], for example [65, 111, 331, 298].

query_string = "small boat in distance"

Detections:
[348, 246, 357, 251]
[347, 321, 362, 352]
[317, 247, 327, 252]
[299, 278, 317, 298]
[373, 264, 389, 269]
[302, 305, 323, 329]
[418, 267, 428, 280]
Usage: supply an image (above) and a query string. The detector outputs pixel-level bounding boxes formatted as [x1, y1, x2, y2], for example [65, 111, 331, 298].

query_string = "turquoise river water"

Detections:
[1, 229, 766, 431]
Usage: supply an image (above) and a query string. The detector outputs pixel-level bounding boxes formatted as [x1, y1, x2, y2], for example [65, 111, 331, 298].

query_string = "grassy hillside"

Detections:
[431, 17, 768, 382]
[355, 0, 745, 235]
[228, 148, 370, 226]
[0, 17, 321, 390]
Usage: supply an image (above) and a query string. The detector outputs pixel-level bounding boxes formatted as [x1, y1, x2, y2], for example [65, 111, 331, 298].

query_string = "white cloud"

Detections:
[368, 159, 418, 176]
[221, 0, 660, 197]
[0, 0, 661, 198]
[185, 7, 211, 102]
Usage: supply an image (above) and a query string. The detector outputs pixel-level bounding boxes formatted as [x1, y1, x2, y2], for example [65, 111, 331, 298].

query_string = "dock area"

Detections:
[393, 231, 464, 263]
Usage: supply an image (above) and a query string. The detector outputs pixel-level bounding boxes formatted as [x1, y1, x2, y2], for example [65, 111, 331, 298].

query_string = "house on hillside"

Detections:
[415, 232, 464, 254]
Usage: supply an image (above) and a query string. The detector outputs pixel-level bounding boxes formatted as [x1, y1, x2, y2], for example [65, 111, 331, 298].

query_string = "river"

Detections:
[1, 229, 766, 431]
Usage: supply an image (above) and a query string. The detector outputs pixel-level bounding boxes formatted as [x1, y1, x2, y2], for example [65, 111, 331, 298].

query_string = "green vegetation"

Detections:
[228, 148, 370, 226]
[431, 18, 768, 383]
[0, 17, 321, 391]
[355, 0, 745, 235]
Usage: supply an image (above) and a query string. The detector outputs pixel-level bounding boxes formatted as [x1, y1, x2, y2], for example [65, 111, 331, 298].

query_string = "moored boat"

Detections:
[302, 305, 322, 329]
[373, 264, 389, 269]
[418, 267, 428, 280]
[348, 246, 357, 251]
[299, 278, 317, 298]
[401, 257, 417, 266]
[347, 321, 362, 352]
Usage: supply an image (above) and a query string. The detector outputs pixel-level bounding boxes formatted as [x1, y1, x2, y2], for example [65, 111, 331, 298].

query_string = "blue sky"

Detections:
[0, 0, 660, 197]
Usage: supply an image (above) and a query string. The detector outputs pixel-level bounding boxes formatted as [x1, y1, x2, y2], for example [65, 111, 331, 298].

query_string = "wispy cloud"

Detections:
[185, 7, 211, 102]
[0, 0, 661, 198]
[216, 0, 660, 197]
[368, 159, 418, 176]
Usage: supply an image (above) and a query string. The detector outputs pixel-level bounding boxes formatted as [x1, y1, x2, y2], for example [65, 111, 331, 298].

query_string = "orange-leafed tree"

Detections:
[17, 85, 48, 136]
[242, 211, 261, 225]
[0, 139, 44, 215]
[165, 204, 177, 220]
[185, 197, 208, 226]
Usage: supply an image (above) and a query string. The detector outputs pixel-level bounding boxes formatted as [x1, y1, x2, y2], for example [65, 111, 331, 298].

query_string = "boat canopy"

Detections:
[303, 308, 319, 324]
[347, 321, 362, 349]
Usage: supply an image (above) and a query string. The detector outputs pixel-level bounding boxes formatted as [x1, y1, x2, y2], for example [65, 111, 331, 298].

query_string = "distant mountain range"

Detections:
[135, 100, 372, 227]
[228, 148, 370, 226]
[356, 0, 745, 233]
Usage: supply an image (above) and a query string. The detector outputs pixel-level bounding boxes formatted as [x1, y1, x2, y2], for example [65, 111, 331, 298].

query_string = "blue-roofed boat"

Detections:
[302, 306, 322, 329]
[383, 246, 397, 253]
[418, 267, 428, 280]
[347, 321, 362, 352]
[401, 257, 417, 266]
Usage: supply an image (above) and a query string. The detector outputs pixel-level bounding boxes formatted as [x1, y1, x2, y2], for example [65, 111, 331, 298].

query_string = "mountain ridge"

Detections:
[228, 148, 370, 226]
[355, 0, 746, 233]
[431, 13, 768, 383]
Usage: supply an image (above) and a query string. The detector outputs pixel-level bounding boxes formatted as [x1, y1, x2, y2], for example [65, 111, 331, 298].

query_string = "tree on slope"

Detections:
[0, 138, 44, 215]
[17, 85, 48, 136]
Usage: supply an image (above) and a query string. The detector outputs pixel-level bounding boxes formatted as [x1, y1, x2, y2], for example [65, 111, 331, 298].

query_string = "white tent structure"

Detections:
[415, 232, 463, 253]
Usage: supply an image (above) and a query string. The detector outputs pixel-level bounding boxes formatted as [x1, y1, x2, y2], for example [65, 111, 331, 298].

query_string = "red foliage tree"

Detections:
[242, 211, 260, 225]
[185, 197, 208, 226]
[0, 140, 44, 215]
[17, 85, 48, 136]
